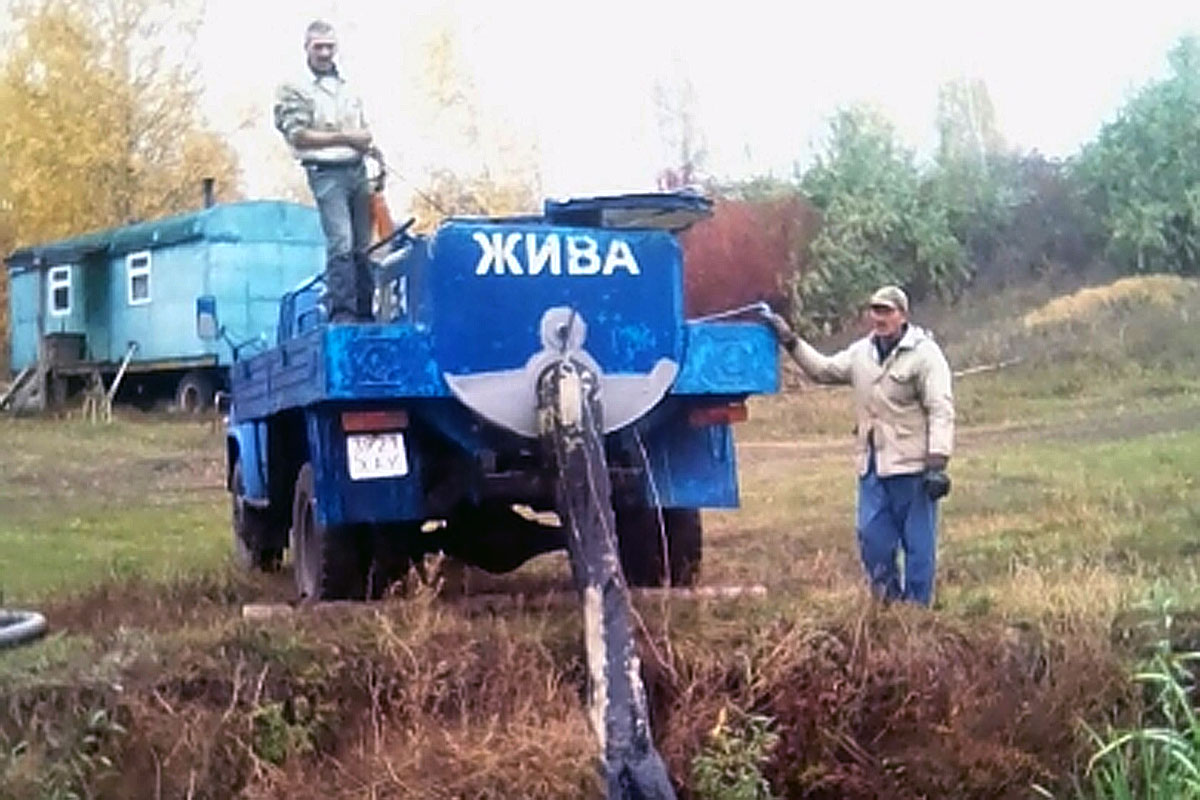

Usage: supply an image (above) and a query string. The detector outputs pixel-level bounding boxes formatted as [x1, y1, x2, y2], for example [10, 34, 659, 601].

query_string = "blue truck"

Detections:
[223, 192, 778, 600]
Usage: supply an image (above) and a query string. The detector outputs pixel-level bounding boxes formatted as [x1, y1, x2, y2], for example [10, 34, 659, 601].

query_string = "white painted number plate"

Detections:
[346, 433, 409, 480]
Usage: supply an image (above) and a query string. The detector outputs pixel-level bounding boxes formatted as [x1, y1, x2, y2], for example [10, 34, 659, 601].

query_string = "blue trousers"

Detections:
[306, 162, 373, 321]
[306, 162, 371, 258]
[856, 457, 938, 605]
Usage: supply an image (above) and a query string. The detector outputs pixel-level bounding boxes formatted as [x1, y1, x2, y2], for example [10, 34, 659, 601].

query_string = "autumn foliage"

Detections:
[680, 194, 819, 318]
[0, 0, 240, 374]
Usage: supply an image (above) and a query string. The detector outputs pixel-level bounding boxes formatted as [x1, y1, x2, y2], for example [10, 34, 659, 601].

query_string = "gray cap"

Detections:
[869, 285, 909, 313]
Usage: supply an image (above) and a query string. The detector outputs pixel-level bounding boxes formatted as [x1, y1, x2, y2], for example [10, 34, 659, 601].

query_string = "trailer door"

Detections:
[83, 257, 112, 362]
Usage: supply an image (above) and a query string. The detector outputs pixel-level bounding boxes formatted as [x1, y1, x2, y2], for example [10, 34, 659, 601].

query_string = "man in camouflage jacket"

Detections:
[274, 20, 375, 322]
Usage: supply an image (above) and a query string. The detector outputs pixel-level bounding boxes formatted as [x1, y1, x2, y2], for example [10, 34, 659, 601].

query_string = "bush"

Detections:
[681, 193, 817, 318]
[1073, 37, 1200, 275]
[690, 709, 779, 800]
[796, 106, 968, 334]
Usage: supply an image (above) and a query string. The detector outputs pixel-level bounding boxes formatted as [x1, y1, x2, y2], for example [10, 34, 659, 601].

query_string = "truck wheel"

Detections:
[290, 463, 368, 601]
[615, 507, 702, 588]
[176, 371, 215, 414]
[231, 460, 283, 571]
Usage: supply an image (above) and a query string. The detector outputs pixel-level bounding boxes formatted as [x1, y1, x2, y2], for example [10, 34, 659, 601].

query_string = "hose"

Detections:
[687, 301, 772, 323]
[0, 609, 48, 649]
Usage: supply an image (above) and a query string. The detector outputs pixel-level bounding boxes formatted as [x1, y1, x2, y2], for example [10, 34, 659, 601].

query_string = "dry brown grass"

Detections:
[0, 560, 1144, 800]
[646, 601, 1129, 800]
[1022, 275, 1199, 329]
[2, 590, 601, 799]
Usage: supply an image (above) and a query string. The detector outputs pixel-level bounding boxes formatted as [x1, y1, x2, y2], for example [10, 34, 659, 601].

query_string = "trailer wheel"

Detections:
[231, 460, 283, 571]
[290, 463, 368, 601]
[176, 371, 215, 414]
[615, 507, 702, 588]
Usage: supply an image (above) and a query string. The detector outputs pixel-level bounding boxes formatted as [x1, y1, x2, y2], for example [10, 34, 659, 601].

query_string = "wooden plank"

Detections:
[0, 366, 35, 410]
[240, 585, 769, 620]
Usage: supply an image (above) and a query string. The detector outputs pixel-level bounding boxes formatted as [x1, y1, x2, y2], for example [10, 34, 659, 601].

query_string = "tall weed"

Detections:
[1084, 592, 1200, 799]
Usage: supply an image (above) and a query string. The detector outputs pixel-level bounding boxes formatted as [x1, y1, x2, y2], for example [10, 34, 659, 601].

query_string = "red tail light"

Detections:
[688, 402, 749, 427]
[341, 409, 409, 433]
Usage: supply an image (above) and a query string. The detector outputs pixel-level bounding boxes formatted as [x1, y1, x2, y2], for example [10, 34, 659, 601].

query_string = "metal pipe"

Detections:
[687, 301, 771, 324]
[202, 178, 215, 209]
[537, 356, 677, 800]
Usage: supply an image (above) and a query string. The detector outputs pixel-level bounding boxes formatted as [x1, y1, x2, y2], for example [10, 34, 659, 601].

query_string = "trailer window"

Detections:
[127, 251, 151, 305]
[48, 266, 71, 316]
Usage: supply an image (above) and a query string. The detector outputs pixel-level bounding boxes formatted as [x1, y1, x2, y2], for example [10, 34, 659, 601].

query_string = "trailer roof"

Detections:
[5, 200, 322, 273]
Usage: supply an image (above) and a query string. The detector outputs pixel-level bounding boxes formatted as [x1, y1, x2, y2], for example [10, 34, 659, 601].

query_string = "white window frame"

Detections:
[48, 265, 72, 317]
[127, 251, 152, 306]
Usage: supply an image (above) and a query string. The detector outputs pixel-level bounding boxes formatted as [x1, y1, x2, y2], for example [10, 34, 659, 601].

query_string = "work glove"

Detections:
[924, 454, 950, 500]
[764, 311, 798, 349]
[924, 469, 951, 501]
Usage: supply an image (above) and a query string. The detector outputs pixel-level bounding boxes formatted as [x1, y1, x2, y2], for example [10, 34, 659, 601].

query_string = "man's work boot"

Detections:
[324, 253, 358, 323]
[354, 251, 376, 322]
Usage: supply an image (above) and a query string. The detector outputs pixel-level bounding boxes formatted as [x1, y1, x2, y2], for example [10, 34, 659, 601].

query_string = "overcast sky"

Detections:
[197, 0, 1200, 206]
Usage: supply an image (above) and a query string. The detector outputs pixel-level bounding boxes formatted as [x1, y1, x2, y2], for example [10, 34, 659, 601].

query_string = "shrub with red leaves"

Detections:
[680, 195, 819, 319]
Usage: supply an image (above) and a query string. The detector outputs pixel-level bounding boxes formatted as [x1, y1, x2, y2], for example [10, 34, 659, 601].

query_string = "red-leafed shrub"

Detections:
[680, 195, 819, 318]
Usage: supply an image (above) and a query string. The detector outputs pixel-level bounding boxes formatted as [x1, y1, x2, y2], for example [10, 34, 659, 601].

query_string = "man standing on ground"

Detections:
[274, 19, 376, 322]
[766, 286, 955, 605]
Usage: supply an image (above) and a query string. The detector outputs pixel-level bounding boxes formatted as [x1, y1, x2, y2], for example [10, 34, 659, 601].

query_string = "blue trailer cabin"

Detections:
[4, 200, 325, 411]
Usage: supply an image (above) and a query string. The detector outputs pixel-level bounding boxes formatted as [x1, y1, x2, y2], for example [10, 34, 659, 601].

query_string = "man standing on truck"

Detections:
[274, 19, 376, 323]
[766, 286, 954, 606]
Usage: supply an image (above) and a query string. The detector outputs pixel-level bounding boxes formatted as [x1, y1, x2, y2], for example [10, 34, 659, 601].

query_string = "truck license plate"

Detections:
[346, 433, 409, 480]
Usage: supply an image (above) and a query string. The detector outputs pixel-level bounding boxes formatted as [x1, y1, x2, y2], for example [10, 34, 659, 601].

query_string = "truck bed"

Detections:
[229, 319, 776, 423]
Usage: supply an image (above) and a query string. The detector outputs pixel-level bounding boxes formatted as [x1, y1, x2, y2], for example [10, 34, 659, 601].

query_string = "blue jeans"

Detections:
[856, 455, 938, 605]
[306, 162, 371, 258]
[305, 162, 373, 320]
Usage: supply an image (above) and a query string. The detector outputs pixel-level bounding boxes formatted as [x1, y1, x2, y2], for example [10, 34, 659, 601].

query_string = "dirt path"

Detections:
[739, 399, 1200, 461]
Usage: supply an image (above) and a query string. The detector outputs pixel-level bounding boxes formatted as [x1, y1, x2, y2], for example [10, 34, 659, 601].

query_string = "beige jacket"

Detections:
[274, 69, 369, 164]
[786, 325, 954, 477]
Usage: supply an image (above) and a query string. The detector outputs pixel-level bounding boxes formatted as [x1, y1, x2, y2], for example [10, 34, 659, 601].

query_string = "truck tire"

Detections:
[231, 460, 282, 571]
[290, 463, 368, 600]
[615, 507, 702, 588]
[176, 371, 215, 414]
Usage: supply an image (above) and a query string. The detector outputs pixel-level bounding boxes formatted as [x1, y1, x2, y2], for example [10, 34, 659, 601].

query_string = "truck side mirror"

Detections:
[196, 295, 219, 340]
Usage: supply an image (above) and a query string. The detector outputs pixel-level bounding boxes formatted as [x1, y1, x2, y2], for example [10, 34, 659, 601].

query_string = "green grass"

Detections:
[0, 417, 230, 604]
[2, 278, 1200, 798]
[718, 382, 1200, 631]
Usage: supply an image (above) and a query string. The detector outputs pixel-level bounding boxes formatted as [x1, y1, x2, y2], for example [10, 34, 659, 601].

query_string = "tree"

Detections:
[0, 0, 240, 371]
[968, 153, 1096, 289]
[1072, 36, 1200, 274]
[654, 68, 707, 190]
[935, 77, 1004, 169]
[797, 106, 967, 333]
[930, 78, 1013, 265]
[408, 19, 540, 222]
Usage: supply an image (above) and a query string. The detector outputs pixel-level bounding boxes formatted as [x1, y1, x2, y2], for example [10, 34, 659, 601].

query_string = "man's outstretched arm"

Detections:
[765, 312, 853, 385]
